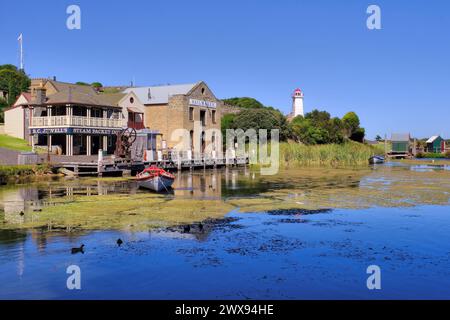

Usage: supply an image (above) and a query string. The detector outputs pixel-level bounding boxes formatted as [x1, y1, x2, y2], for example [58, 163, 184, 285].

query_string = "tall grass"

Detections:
[0, 164, 53, 183]
[280, 142, 384, 167]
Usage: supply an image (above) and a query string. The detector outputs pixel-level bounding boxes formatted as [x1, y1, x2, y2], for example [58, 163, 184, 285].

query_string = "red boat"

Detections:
[136, 166, 175, 192]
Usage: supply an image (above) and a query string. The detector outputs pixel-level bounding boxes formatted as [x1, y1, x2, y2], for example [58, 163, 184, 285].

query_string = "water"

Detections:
[0, 165, 449, 299]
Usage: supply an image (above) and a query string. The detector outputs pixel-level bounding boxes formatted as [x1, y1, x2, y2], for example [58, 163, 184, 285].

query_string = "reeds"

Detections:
[280, 141, 384, 167]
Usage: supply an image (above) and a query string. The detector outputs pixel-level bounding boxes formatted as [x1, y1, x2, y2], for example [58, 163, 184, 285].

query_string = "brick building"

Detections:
[122, 81, 222, 154]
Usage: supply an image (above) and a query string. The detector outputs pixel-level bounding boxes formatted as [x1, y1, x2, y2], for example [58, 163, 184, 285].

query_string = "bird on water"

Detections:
[71, 244, 85, 255]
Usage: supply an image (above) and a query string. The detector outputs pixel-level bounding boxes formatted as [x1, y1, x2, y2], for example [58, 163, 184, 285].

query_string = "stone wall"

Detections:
[143, 82, 224, 152]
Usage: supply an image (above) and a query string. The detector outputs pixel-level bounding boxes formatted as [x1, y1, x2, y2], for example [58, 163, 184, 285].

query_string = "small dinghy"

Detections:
[369, 155, 385, 165]
[136, 166, 175, 192]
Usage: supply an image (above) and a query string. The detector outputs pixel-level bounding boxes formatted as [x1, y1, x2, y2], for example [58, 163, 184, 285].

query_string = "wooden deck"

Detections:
[54, 155, 249, 177]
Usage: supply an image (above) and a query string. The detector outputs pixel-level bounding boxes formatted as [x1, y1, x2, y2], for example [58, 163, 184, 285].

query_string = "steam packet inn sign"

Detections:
[30, 128, 122, 135]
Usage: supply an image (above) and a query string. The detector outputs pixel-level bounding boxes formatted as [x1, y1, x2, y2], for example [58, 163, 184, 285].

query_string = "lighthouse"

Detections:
[292, 88, 304, 117]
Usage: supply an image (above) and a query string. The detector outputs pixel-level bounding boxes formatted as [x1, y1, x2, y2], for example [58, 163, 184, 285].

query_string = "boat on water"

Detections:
[136, 166, 175, 192]
[369, 155, 385, 165]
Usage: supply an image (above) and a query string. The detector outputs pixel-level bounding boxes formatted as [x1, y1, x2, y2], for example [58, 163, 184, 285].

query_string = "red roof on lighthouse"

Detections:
[293, 88, 303, 97]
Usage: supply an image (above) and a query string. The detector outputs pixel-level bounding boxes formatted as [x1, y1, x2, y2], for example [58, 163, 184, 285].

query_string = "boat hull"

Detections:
[369, 156, 385, 165]
[138, 175, 174, 192]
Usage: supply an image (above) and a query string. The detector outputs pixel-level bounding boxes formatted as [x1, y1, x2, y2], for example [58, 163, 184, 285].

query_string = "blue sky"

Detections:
[1, 0, 449, 139]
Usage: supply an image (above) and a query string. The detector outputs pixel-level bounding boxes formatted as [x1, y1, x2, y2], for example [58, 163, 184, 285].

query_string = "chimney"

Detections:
[32, 88, 47, 105]
[53, 76, 57, 81]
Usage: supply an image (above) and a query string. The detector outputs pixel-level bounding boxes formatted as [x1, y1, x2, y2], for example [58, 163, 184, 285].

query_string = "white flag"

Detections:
[18, 33, 23, 42]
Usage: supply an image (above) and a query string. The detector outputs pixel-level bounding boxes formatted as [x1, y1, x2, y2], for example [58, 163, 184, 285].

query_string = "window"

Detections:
[200, 110, 206, 126]
[212, 110, 216, 124]
[201, 88, 205, 95]
[130, 97, 134, 104]
[91, 108, 103, 118]
[73, 106, 87, 117]
[189, 107, 194, 121]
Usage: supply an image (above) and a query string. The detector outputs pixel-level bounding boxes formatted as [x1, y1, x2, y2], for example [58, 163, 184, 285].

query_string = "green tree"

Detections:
[290, 110, 345, 145]
[342, 112, 360, 137]
[0, 65, 31, 121]
[221, 113, 236, 138]
[0, 64, 31, 105]
[375, 135, 383, 142]
[0, 98, 8, 123]
[231, 108, 289, 141]
[75, 81, 90, 86]
[222, 97, 264, 109]
[350, 127, 365, 143]
[91, 82, 103, 89]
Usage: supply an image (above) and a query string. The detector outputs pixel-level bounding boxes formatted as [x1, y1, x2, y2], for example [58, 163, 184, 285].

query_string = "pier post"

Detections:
[98, 149, 103, 177]
[177, 151, 182, 171]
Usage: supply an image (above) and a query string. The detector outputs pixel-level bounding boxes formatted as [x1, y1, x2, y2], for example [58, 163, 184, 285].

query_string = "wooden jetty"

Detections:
[53, 151, 249, 177]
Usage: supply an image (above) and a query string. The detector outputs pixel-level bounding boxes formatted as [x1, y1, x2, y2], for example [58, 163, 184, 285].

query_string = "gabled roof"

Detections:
[4, 92, 32, 111]
[45, 89, 123, 108]
[426, 135, 441, 143]
[22, 92, 31, 102]
[46, 80, 98, 96]
[123, 82, 198, 105]
[391, 133, 410, 142]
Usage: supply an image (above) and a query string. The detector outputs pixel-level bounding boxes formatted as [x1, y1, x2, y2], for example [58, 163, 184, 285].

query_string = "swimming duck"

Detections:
[71, 244, 85, 255]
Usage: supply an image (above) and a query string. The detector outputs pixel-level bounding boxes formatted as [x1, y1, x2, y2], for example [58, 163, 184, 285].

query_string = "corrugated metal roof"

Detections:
[391, 133, 410, 142]
[426, 135, 440, 143]
[123, 83, 198, 105]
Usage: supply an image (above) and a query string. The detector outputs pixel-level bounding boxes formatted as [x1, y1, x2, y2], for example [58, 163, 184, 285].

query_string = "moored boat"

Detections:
[369, 155, 385, 165]
[136, 166, 175, 192]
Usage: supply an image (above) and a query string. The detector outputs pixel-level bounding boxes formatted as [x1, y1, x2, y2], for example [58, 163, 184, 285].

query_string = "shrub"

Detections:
[416, 152, 425, 159]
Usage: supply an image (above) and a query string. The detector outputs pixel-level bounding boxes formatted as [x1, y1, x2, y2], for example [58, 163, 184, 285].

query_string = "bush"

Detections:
[419, 153, 446, 159]
[445, 151, 450, 159]
[416, 152, 425, 159]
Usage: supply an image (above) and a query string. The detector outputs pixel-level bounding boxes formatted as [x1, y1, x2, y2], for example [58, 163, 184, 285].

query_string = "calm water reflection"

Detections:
[1, 165, 450, 299]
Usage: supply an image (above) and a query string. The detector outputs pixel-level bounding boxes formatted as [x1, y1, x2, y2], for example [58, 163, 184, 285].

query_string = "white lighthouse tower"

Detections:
[292, 88, 304, 117]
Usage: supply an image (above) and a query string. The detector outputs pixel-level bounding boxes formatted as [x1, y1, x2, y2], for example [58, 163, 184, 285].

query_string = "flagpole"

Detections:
[18, 33, 24, 71]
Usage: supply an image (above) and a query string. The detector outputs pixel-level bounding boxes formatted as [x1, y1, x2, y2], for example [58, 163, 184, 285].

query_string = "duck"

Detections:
[117, 239, 123, 247]
[183, 225, 191, 233]
[198, 223, 204, 232]
[71, 244, 85, 255]
[19, 211, 25, 216]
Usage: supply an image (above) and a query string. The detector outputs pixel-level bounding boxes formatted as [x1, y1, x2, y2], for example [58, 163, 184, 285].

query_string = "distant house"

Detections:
[426, 135, 445, 153]
[390, 133, 411, 155]
[4, 92, 32, 139]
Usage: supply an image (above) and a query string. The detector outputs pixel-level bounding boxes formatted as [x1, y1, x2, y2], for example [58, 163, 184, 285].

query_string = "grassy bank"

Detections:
[280, 141, 384, 167]
[0, 134, 32, 152]
[0, 164, 53, 183]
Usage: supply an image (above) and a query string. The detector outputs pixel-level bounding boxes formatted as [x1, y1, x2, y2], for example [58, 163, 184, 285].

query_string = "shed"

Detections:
[426, 135, 445, 153]
[391, 133, 411, 154]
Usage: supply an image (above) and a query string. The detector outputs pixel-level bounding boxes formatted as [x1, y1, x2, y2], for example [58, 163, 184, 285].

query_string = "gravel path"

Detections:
[0, 147, 20, 165]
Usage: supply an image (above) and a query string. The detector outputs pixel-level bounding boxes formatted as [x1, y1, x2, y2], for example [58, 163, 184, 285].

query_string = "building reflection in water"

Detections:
[0, 169, 249, 247]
